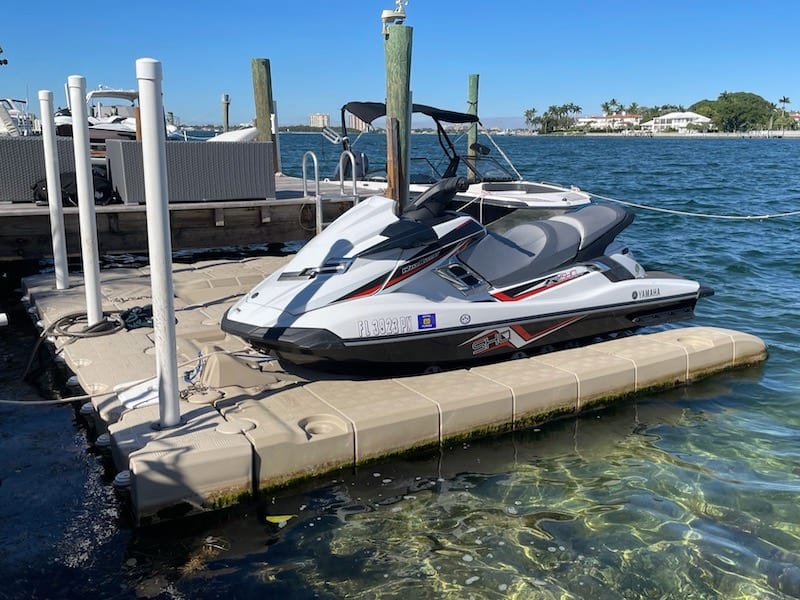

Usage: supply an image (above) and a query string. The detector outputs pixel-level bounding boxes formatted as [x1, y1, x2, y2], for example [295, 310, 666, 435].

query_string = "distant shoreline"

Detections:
[547, 130, 800, 139]
[272, 129, 800, 139]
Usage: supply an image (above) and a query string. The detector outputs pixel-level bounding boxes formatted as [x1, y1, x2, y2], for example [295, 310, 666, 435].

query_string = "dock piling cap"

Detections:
[135, 58, 162, 81]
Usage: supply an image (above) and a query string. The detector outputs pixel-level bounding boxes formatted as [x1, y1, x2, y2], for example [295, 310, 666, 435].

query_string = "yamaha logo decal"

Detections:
[633, 288, 661, 301]
[459, 314, 471, 325]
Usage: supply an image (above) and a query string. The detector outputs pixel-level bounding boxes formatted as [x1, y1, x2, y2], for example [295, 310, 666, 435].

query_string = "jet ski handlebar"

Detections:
[402, 177, 469, 221]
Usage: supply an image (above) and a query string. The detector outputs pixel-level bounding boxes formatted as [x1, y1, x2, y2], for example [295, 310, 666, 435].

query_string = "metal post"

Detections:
[38, 90, 70, 290]
[67, 75, 103, 325]
[136, 58, 180, 429]
[272, 100, 282, 174]
[221, 93, 230, 132]
[383, 15, 413, 210]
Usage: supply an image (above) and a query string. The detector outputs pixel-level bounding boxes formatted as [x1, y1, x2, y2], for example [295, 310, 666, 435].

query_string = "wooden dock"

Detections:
[22, 257, 768, 525]
[0, 175, 369, 262]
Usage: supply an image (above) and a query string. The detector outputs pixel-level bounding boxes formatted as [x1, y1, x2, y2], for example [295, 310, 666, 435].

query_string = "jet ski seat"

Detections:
[459, 221, 580, 288]
[549, 204, 634, 260]
[458, 204, 634, 288]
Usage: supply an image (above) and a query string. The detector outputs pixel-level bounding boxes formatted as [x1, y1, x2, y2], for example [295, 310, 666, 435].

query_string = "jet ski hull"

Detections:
[221, 289, 704, 372]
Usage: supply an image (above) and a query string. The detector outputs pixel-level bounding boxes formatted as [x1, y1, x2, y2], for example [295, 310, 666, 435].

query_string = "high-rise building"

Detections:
[309, 113, 330, 128]
[347, 113, 372, 133]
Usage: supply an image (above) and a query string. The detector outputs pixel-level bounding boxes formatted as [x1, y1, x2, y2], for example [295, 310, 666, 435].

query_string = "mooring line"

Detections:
[589, 191, 800, 220]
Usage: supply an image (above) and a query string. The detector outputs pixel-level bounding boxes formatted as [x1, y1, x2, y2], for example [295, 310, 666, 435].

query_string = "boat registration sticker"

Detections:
[417, 313, 437, 330]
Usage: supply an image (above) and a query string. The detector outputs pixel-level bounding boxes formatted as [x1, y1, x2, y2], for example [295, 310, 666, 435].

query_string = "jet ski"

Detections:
[221, 178, 713, 372]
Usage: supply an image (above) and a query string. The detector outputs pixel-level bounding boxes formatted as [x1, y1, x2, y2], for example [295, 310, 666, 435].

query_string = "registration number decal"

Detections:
[357, 315, 414, 337]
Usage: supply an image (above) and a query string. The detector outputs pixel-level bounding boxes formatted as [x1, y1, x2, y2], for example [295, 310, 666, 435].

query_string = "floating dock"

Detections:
[22, 257, 767, 524]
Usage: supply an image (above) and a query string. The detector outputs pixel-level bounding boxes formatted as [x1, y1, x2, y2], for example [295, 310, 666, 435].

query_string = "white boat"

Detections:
[327, 101, 591, 223]
[54, 86, 182, 151]
[0, 98, 37, 136]
[207, 126, 259, 142]
[55, 87, 138, 141]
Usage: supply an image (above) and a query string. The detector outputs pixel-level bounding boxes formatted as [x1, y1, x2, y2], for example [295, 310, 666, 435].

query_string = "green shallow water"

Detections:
[1, 135, 799, 599]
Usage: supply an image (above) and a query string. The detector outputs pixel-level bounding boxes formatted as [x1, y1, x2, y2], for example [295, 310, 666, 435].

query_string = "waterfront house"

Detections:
[639, 111, 712, 133]
[576, 112, 642, 130]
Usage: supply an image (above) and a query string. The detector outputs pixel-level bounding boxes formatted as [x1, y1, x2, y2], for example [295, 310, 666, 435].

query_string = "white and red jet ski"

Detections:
[221, 178, 712, 372]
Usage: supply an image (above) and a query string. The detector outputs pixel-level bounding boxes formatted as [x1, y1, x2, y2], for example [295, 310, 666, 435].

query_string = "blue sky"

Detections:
[2, 1, 798, 126]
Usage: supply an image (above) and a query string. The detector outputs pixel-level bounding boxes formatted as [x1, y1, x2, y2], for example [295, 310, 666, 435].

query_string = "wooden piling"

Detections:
[385, 117, 400, 208]
[222, 94, 230, 132]
[134, 106, 142, 140]
[384, 24, 412, 211]
[250, 58, 279, 172]
[467, 74, 479, 180]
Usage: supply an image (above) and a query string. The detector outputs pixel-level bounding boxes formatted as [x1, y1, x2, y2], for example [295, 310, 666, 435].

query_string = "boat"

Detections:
[0, 98, 37, 136]
[207, 126, 259, 142]
[221, 177, 713, 372]
[55, 87, 140, 145]
[327, 101, 591, 223]
[54, 86, 182, 152]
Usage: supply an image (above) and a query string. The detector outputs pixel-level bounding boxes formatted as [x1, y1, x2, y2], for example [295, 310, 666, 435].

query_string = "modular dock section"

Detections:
[22, 258, 767, 524]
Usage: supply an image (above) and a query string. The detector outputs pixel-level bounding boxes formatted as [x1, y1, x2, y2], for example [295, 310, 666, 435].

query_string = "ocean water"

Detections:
[1, 134, 799, 599]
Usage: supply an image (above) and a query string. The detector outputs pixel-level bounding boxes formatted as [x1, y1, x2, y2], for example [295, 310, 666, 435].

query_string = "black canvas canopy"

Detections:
[341, 102, 479, 126]
[338, 101, 483, 180]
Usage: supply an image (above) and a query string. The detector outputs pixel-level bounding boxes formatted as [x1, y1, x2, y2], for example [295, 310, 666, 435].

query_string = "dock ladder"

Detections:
[302, 150, 360, 234]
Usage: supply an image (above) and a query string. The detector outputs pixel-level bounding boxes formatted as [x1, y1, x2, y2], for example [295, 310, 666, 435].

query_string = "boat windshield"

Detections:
[334, 101, 521, 184]
[459, 155, 517, 183]
[362, 157, 443, 184]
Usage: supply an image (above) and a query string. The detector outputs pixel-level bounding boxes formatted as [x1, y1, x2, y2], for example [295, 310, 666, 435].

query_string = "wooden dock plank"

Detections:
[0, 175, 369, 261]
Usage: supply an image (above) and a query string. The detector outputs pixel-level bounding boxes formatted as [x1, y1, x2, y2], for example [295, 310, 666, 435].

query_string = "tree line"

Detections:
[524, 93, 794, 133]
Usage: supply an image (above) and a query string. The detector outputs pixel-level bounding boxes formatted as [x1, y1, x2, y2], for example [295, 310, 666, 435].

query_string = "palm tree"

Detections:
[768, 102, 776, 133]
[524, 108, 538, 132]
[778, 96, 791, 135]
[779, 96, 790, 116]
[544, 105, 560, 134]
[601, 99, 621, 131]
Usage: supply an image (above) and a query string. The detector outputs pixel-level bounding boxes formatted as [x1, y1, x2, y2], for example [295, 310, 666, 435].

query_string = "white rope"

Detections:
[589, 191, 800, 220]
[7, 346, 256, 407]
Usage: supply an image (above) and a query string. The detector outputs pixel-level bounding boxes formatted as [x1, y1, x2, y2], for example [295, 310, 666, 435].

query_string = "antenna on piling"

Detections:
[381, 0, 407, 36]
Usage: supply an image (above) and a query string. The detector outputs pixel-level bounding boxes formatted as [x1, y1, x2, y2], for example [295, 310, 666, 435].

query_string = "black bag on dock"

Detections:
[31, 167, 118, 206]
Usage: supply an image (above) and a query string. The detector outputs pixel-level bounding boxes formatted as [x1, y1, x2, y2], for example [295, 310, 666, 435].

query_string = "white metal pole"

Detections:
[38, 90, 70, 290]
[272, 100, 282, 174]
[67, 76, 103, 325]
[136, 58, 180, 429]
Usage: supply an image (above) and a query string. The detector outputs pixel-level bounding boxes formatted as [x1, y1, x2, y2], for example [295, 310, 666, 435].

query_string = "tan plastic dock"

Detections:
[22, 258, 767, 524]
